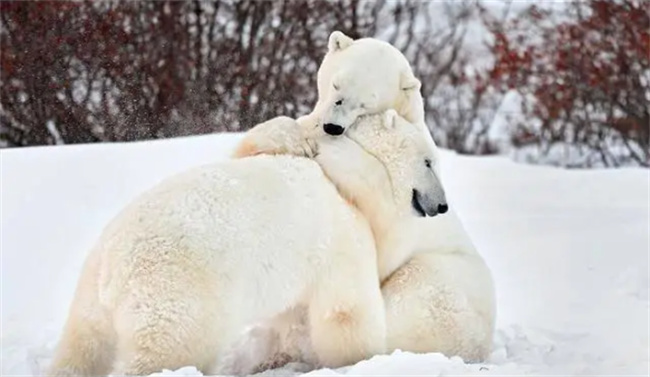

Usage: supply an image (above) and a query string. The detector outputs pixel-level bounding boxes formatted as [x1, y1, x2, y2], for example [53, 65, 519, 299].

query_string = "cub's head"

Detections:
[316, 110, 447, 220]
[315, 31, 424, 137]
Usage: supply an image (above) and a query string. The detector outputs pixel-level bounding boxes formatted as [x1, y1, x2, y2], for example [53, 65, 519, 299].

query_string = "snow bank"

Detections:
[1, 133, 648, 376]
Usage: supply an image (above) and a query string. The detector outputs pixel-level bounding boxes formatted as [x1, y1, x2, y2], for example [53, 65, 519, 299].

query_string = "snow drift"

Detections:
[1, 133, 648, 376]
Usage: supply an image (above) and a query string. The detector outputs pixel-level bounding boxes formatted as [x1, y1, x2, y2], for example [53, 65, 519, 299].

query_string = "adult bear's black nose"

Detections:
[323, 123, 345, 136]
[437, 203, 449, 214]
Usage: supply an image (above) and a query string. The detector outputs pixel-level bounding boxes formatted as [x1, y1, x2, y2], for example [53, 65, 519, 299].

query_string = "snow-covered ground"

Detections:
[1, 133, 648, 376]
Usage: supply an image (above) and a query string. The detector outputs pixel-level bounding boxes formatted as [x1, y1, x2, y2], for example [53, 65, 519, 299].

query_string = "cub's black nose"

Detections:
[437, 203, 449, 214]
[323, 123, 345, 136]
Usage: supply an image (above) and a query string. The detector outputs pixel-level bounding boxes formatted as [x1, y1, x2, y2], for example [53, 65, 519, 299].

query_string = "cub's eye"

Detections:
[424, 159, 432, 168]
[333, 83, 340, 90]
[335, 99, 343, 106]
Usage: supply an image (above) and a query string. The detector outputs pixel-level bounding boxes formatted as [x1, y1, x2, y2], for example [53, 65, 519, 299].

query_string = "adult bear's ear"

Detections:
[328, 31, 354, 52]
[383, 109, 399, 129]
[400, 71, 422, 92]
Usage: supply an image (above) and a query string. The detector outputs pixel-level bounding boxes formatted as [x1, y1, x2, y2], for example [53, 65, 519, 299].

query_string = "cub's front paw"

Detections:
[232, 116, 317, 159]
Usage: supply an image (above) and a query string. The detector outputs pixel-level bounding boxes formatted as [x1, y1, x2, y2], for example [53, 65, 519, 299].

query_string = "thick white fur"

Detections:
[309, 31, 425, 131]
[230, 31, 496, 371]
[47, 111, 440, 377]
[232, 32, 425, 161]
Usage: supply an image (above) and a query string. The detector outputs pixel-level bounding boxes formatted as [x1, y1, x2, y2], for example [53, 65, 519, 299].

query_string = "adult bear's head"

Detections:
[313, 31, 424, 137]
[316, 109, 447, 222]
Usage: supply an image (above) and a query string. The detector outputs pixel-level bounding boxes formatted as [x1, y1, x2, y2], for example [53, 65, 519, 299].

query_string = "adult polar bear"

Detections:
[47, 110, 445, 377]
[233, 31, 496, 364]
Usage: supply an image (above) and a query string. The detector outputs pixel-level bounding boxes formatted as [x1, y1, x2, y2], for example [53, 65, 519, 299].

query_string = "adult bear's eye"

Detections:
[424, 159, 432, 168]
[335, 100, 343, 106]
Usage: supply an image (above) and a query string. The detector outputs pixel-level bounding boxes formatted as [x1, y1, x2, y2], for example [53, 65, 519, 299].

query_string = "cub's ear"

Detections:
[328, 31, 354, 52]
[383, 109, 399, 129]
[400, 71, 421, 92]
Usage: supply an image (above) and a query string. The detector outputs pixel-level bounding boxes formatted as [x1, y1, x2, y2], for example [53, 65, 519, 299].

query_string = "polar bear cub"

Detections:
[233, 30, 428, 159]
[314, 31, 425, 136]
[47, 110, 446, 377]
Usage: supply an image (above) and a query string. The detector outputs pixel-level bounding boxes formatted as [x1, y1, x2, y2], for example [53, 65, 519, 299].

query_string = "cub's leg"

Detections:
[47, 251, 116, 377]
[111, 259, 226, 376]
[308, 228, 386, 368]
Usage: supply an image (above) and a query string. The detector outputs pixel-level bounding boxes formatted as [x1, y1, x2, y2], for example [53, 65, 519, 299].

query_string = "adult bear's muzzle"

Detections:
[411, 189, 448, 217]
